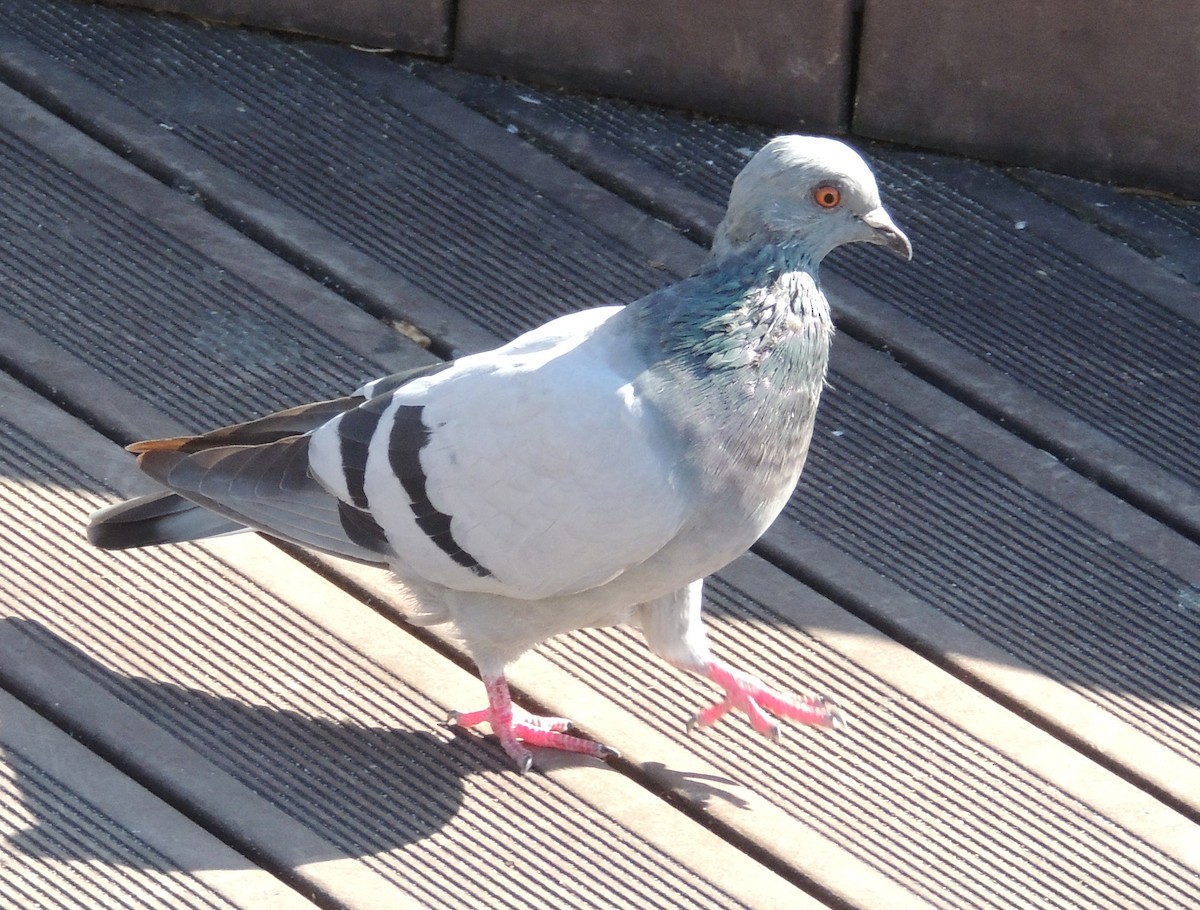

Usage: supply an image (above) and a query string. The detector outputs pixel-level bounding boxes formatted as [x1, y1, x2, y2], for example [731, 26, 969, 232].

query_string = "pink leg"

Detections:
[448, 674, 620, 773]
[690, 660, 840, 740]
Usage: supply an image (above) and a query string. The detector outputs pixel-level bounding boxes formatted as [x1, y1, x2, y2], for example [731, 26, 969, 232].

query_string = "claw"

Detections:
[742, 695, 779, 739]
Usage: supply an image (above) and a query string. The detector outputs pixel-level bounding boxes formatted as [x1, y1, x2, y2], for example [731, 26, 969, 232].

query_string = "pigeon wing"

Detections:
[90, 361, 456, 556]
[132, 434, 393, 565]
[313, 319, 694, 600]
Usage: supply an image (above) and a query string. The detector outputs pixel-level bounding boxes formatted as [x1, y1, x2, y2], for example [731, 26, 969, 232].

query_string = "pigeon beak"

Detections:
[861, 207, 913, 261]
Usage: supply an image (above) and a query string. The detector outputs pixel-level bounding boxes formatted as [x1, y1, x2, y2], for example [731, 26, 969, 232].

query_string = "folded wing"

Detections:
[93, 309, 692, 598]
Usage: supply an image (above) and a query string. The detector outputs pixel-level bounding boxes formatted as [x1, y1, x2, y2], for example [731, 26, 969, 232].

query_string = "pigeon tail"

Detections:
[88, 491, 245, 550]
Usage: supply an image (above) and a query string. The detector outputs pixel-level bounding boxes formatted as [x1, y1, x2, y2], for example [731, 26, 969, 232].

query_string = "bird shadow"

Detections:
[636, 761, 751, 811]
[0, 617, 726, 874]
[0, 618, 498, 867]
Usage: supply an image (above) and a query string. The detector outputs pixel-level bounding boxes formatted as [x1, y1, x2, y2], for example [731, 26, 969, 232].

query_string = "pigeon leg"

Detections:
[448, 673, 619, 772]
[691, 660, 840, 739]
[637, 583, 840, 738]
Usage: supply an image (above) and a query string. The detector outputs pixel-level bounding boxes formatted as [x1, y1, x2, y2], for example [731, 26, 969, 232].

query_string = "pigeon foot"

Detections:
[450, 674, 620, 772]
[690, 660, 840, 739]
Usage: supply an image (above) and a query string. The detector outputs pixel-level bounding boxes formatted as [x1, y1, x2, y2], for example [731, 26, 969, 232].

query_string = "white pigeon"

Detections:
[89, 136, 912, 771]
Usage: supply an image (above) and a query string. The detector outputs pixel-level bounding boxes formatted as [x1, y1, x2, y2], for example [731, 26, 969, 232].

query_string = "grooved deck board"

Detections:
[0, 3, 1196, 909]
[0, 692, 319, 910]
[0, 0, 675, 346]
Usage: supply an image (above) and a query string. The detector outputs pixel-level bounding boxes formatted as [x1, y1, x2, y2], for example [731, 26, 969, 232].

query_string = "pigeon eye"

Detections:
[814, 186, 842, 208]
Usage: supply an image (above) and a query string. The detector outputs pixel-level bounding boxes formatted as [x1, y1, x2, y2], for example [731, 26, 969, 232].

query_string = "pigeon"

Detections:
[89, 135, 912, 772]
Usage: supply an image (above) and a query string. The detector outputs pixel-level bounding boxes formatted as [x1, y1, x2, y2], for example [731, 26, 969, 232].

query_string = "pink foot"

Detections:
[449, 674, 620, 773]
[450, 705, 573, 734]
[690, 660, 840, 740]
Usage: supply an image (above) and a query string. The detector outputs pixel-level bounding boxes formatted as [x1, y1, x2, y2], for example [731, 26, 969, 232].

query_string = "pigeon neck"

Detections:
[634, 241, 833, 501]
[663, 242, 830, 371]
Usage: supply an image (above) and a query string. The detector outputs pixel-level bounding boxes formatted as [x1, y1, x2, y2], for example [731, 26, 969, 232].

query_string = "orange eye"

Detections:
[814, 185, 842, 208]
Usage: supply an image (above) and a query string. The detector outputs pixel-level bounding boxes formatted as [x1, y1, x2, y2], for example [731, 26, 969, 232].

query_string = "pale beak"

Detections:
[862, 207, 913, 261]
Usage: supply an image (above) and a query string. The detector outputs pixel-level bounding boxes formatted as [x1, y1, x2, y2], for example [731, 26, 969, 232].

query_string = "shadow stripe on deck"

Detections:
[0, 690, 319, 910]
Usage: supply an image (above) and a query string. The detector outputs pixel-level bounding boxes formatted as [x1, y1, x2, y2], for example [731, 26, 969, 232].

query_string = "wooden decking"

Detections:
[0, 3, 1197, 908]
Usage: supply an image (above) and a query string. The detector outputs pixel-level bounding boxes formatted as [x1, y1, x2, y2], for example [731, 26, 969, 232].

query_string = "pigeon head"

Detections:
[711, 135, 912, 264]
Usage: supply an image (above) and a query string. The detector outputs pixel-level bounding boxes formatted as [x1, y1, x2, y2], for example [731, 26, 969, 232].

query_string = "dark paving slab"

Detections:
[111, 0, 453, 55]
[454, 0, 856, 130]
[853, 1, 1200, 198]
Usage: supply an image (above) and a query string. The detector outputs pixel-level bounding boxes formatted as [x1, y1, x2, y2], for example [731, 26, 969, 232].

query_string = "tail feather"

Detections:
[128, 435, 392, 566]
[88, 491, 246, 550]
